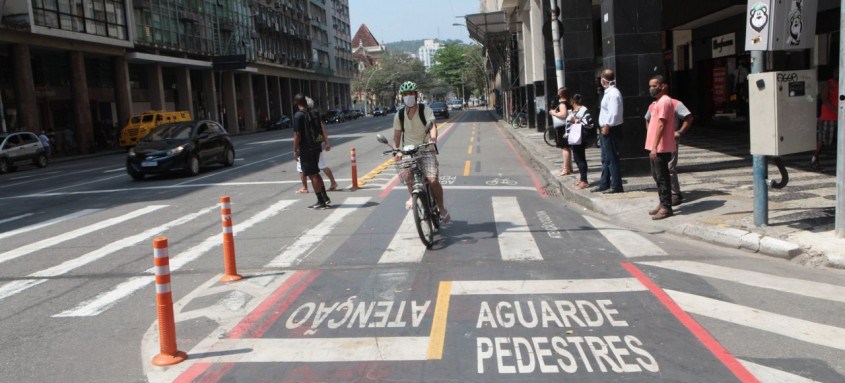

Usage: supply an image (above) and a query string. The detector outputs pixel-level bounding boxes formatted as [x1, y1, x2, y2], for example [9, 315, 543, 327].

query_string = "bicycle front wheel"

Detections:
[412, 193, 435, 248]
[543, 127, 556, 146]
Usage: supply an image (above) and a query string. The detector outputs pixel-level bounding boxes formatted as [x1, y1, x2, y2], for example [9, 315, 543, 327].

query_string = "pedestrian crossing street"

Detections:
[3, 196, 845, 380]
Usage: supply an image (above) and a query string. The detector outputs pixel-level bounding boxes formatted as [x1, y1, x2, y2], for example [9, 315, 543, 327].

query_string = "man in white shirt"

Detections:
[593, 68, 624, 193]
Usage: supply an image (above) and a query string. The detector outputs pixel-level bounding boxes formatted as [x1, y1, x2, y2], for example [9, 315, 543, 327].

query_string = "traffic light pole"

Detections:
[751, 50, 768, 226]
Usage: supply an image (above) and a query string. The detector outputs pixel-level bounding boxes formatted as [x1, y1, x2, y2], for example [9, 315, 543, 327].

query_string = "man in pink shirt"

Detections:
[645, 75, 677, 220]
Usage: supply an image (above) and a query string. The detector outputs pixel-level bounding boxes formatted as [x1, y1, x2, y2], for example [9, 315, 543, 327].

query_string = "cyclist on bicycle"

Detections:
[392, 80, 450, 223]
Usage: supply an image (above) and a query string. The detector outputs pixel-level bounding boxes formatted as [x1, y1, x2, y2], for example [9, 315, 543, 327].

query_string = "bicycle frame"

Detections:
[377, 135, 440, 247]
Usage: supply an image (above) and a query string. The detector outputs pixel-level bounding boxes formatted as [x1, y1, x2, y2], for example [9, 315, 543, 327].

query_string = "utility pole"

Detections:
[751, 50, 768, 226]
[0, 86, 7, 133]
[549, 0, 564, 88]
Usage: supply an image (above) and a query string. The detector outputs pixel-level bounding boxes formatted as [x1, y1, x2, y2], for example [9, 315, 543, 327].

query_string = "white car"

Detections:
[0, 131, 48, 174]
[448, 100, 463, 111]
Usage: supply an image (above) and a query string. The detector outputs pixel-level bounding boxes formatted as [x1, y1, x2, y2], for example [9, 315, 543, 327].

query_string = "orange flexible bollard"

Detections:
[151, 237, 187, 366]
[351, 147, 358, 191]
[219, 196, 243, 282]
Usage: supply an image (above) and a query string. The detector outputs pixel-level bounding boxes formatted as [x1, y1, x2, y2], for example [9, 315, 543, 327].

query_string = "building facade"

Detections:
[417, 39, 441, 70]
[468, 0, 841, 174]
[0, 0, 353, 155]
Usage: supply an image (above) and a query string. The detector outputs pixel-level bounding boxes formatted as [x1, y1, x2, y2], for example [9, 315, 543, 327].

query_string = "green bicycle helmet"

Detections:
[398, 81, 417, 93]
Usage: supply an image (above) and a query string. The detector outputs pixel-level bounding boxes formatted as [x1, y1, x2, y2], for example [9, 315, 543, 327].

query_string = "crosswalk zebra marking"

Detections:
[54, 199, 297, 317]
[266, 197, 371, 268]
[450, 278, 647, 295]
[582, 215, 667, 257]
[738, 359, 822, 383]
[0, 205, 217, 302]
[0, 206, 166, 266]
[0, 213, 34, 226]
[379, 210, 425, 264]
[637, 260, 845, 303]
[0, 209, 99, 241]
[492, 196, 543, 261]
[665, 289, 845, 351]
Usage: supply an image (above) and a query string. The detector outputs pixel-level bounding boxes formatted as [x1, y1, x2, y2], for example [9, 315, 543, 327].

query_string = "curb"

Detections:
[494, 112, 805, 260]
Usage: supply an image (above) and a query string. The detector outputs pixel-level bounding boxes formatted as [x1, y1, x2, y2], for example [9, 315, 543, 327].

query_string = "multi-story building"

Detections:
[0, 0, 353, 155]
[417, 39, 441, 70]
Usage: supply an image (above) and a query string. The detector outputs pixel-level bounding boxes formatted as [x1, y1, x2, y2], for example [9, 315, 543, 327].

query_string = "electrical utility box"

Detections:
[748, 69, 816, 156]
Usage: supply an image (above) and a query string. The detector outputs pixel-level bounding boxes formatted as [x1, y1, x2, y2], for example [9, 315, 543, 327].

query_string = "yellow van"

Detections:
[120, 110, 191, 149]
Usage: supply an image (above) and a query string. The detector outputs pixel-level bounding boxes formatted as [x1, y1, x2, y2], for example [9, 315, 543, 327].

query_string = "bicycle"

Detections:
[543, 125, 558, 147]
[377, 134, 441, 248]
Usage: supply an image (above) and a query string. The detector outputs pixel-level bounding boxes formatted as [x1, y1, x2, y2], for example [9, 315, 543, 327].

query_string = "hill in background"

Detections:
[384, 39, 464, 55]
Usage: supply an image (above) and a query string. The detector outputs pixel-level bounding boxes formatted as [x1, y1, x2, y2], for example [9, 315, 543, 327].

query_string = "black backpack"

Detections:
[398, 104, 427, 133]
[300, 109, 324, 150]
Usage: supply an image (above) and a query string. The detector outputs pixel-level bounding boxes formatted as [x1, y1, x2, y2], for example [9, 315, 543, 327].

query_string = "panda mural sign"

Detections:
[745, 0, 817, 51]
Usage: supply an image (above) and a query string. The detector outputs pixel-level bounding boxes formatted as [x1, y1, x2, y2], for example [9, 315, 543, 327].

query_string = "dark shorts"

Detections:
[817, 119, 837, 146]
[299, 150, 321, 176]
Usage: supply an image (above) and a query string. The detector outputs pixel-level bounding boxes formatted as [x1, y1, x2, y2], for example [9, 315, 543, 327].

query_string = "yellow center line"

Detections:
[426, 281, 452, 360]
[463, 160, 471, 176]
[467, 145, 473, 154]
[469, 136, 474, 142]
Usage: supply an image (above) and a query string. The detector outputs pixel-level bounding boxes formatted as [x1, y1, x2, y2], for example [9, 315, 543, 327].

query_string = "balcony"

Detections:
[314, 65, 333, 76]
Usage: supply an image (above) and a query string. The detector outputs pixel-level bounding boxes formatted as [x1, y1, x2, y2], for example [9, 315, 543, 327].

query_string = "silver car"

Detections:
[0, 131, 48, 174]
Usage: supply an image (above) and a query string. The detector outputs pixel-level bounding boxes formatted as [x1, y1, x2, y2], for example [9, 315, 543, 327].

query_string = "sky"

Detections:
[348, 0, 481, 44]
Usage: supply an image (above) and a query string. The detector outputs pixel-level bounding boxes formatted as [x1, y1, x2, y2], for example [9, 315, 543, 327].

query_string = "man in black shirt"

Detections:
[292, 93, 331, 209]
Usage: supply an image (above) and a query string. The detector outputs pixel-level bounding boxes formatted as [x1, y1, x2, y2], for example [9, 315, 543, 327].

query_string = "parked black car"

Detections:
[372, 108, 386, 117]
[385, 105, 397, 114]
[429, 102, 450, 119]
[265, 114, 291, 130]
[350, 109, 364, 119]
[126, 120, 234, 180]
[0, 131, 48, 174]
[323, 110, 345, 124]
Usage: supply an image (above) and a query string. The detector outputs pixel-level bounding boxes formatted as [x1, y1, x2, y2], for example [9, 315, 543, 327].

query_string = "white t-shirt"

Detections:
[393, 105, 436, 147]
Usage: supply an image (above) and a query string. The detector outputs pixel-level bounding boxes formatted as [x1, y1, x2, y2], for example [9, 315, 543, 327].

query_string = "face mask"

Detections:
[403, 95, 416, 107]
[649, 87, 660, 97]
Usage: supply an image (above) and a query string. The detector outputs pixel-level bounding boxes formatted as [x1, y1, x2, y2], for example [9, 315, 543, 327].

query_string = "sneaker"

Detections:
[308, 202, 327, 209]
[671, 195, 683, 206]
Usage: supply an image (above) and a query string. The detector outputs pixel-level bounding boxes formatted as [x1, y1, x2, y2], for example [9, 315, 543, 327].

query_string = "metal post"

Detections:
[0, 86, 6, 133]
[836, 0, 845, 237]
[751, 50, 768, 226]
[549, 0, 564, 88]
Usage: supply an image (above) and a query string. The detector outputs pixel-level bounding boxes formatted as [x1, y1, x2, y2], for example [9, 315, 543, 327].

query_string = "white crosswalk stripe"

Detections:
[0, 205, 217, 302]
[582, 215, 667, 257]
[54, 199, 296, 317]
[637, 260, 845, 303]
[492, 196, 543, 261]
[0, 205, 166, 265]
[379, 210, 425, 263]
[666, 289, 845, 351]
[0, 209, 99, 241]
[266, 197, 371, 268]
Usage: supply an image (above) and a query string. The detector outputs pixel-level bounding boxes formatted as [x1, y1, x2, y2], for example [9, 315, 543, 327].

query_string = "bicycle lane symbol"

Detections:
[486, 174, 518, 186]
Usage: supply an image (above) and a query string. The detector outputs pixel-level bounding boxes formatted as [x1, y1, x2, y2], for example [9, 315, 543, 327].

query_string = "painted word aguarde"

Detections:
[475, 298, 658, 375]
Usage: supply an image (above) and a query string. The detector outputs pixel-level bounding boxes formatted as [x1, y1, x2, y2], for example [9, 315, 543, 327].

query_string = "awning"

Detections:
[464, 12, 518, 72]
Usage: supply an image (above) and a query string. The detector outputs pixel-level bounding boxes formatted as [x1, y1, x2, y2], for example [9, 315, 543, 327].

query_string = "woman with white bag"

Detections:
[567, 94, 592, 189]
[548, 87, 572, 176]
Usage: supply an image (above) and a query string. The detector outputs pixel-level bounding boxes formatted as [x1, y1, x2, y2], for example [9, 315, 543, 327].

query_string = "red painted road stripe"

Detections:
[621, 262, 760, 383]
[496, 124, 548, 197]
[173, 269, 320, 383]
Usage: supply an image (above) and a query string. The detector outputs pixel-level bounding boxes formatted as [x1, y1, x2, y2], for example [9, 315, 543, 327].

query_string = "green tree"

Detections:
[350, 51, 426, 107]
[428, 42, 466, 99]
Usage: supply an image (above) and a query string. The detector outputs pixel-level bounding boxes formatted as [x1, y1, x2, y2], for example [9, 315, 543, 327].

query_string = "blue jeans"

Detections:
[598, 128, 622, 190]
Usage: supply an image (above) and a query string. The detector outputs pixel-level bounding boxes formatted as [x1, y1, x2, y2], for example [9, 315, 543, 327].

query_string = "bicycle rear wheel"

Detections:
[543, 127, 557, 146]
[412, 192, 434, 248]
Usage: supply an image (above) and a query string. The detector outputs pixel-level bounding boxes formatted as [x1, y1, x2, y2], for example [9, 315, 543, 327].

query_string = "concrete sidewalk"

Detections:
[494, 111, 845, 268]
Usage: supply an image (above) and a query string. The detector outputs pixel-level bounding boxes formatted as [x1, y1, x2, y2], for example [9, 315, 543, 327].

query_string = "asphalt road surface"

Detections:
[0, 110, 843, 382]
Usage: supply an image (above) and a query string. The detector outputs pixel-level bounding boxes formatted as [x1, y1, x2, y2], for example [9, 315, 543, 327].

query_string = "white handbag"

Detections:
[568, 123, 583, 145]
[552, 115, 566, 128]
